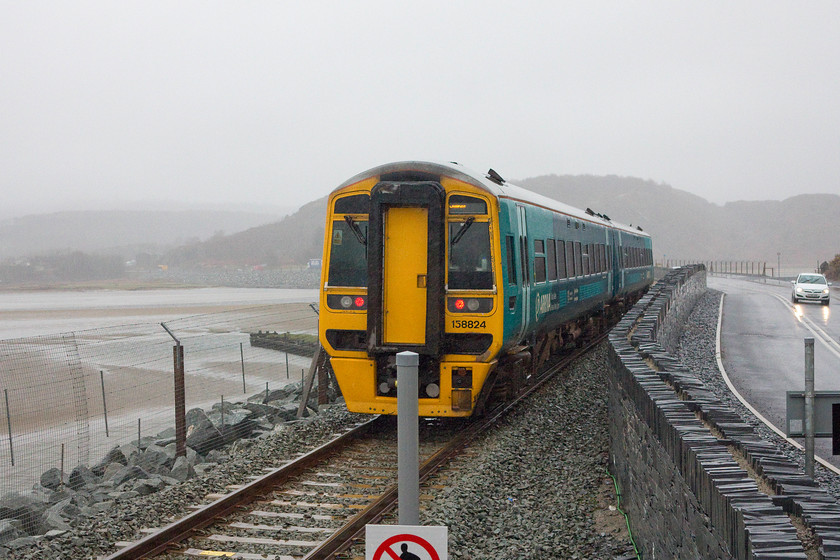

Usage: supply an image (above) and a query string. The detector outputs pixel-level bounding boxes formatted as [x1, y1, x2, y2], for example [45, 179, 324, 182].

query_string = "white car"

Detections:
[791, 273, 831, 305]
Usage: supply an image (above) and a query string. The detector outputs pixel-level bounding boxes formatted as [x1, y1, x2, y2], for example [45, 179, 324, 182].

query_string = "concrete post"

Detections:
[397, 351, 420, 526]
[805, 337, 815, 478]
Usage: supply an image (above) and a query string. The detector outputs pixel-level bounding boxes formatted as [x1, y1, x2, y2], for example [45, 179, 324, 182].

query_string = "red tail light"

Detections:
[354, 296, 365, 308]
[454, 299, 465, 310]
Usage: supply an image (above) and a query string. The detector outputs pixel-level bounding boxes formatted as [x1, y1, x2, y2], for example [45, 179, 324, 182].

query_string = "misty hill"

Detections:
[164, 198, 328, 267]
[164, 176, 840, 272]
[0, 210, 283, 259]
[519, 175, 840, 269]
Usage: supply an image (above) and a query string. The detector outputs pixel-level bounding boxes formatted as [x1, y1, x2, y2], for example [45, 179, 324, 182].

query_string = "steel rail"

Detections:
[103, 416, 382, 560]
[302, 331, 609, 559]
[104, 332, 607, 560]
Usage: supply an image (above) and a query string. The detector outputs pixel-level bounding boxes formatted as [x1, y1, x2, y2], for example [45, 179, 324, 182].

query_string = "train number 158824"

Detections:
[451, 320, 486, 329]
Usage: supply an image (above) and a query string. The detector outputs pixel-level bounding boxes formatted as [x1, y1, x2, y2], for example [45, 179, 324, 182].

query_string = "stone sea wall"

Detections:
[607, 265, 840, 559]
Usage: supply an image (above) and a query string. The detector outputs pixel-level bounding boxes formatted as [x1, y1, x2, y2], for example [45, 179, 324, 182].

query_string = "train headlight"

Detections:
[447, 297, 493, 313]
[327, 294, 368, 310]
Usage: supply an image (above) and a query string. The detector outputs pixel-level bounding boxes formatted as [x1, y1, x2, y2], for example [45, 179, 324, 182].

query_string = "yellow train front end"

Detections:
[319, 163, 505, 417]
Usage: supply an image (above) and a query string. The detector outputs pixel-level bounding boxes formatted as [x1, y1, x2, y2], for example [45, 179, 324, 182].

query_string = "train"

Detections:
[318, 161, 653, 417]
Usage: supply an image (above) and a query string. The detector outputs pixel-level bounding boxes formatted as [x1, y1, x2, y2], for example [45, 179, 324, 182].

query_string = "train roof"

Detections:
[335, 160, 650, 237]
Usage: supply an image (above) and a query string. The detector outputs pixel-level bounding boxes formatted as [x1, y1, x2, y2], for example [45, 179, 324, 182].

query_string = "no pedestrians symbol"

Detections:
[366, 525, 448, 560]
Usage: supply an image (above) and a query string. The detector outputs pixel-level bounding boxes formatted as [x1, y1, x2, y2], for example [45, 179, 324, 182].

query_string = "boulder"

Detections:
[0, 519, 23, 545]
[110, 466, 150, 488]
[0, 493, 49, 535]
[131, 444, 171, 475]
[68, 465, 99, 491]
[91, 446, 127, 476]
[39, 468, 68, 491]
[169, 456, 196, 482]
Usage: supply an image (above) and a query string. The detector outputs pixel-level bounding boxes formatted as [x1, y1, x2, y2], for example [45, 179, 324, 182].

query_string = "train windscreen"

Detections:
[328, 219, 368, 287]
[448, 221, 493, 290]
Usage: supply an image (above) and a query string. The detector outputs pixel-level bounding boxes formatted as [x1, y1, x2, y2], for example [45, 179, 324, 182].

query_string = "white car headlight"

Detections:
[823, 289, 830, 295]
[796, 287, 804, 293]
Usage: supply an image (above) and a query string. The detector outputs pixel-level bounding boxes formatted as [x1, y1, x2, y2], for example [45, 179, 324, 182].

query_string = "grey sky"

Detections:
[2, 1, 838, 218]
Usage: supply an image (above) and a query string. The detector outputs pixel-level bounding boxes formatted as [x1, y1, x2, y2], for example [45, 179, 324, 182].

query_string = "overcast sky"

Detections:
[2, 1, 838, 218]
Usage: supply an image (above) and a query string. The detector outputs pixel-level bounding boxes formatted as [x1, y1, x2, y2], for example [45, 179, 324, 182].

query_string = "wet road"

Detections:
[710, 275, 840, 469]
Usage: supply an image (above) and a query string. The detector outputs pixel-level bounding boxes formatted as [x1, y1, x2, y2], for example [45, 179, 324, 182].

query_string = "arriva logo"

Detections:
[536, 293, 559, 317]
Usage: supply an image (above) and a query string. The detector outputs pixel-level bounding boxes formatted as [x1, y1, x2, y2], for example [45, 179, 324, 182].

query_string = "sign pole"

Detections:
[397, 351, 420, 526]
[805, 337, 815, 478]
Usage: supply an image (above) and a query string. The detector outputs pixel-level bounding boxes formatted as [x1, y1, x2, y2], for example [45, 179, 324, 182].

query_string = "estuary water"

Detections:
[0, 287, 319, 339]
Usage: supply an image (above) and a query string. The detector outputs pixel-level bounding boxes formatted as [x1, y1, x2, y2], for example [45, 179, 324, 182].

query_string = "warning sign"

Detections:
[366, 525, 448, 560]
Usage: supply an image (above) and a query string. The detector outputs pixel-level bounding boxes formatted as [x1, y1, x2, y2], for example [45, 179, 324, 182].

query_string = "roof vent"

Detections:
[486, 168, 505, 185]
[585, 208, 595, 216]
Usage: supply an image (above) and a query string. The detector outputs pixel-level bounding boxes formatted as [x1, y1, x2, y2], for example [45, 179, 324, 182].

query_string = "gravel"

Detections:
[420, 345, 636, 559]
[676, 288, 840, 501]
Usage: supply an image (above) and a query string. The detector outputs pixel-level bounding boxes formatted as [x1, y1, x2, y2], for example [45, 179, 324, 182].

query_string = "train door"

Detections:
[382, 207, 427, 344]
[368, 181, 445, 356]
[610, 229, 623, 295]
[517, 205, 531, 338]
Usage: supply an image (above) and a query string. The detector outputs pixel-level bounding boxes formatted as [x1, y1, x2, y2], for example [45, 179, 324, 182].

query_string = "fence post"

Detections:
[162, 323, 186, 458]
[4, 389, 13, 466]
[240, 342, 246, 394]
[805, 337, 815, 478]
[100, 370, 109, 437]
[285, 352, 289, 379]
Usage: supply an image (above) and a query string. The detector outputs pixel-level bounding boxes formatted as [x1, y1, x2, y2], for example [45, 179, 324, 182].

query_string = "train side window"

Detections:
[533, 239, 546, 283]
[573, 242, 582, 277]
[506, 235, 516, 285]
[581, 244, 589, 275]
[546, 239, 557, 281]
[607, 245, 612, 271]
[600, 245, 606, 272]
[556, 240, 567, 279]
[565, 240, 575, 277]
[593, 244, 600, 273]
[534, 256, 546, 283]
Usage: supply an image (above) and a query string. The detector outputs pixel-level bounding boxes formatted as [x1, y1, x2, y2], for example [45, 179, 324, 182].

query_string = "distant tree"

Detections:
[826, 254, 840, 281]
[820, 261, 829, 274]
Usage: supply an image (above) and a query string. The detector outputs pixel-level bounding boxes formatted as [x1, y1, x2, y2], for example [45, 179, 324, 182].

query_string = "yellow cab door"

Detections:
[382, 207, 428, 344]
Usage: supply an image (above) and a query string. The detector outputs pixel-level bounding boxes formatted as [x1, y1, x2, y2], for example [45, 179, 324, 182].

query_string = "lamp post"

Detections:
[777, 252, 781, 278]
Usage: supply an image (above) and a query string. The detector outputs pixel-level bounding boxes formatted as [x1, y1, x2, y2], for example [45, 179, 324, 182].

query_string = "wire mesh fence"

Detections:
[0, 302, 320, 523]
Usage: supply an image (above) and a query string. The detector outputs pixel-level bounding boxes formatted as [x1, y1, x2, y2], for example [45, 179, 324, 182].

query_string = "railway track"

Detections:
[104, 332, 607, 560]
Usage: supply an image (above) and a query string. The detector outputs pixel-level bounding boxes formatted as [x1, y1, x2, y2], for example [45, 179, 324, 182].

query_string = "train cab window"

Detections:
[448, 195, 487, 215]
[556, 240, 567, 279]
[328, 219, 368, 287]
[448, 220, 493, 290]
[546, 239, 557, 281]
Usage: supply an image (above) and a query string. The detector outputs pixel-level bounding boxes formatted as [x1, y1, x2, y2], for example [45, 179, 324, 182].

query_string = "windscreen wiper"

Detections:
[344, 216, 367, 246]
[451, 217, 475, 245]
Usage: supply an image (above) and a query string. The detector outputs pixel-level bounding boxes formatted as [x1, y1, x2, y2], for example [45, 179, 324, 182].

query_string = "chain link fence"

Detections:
[0, 302, 319, 510]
